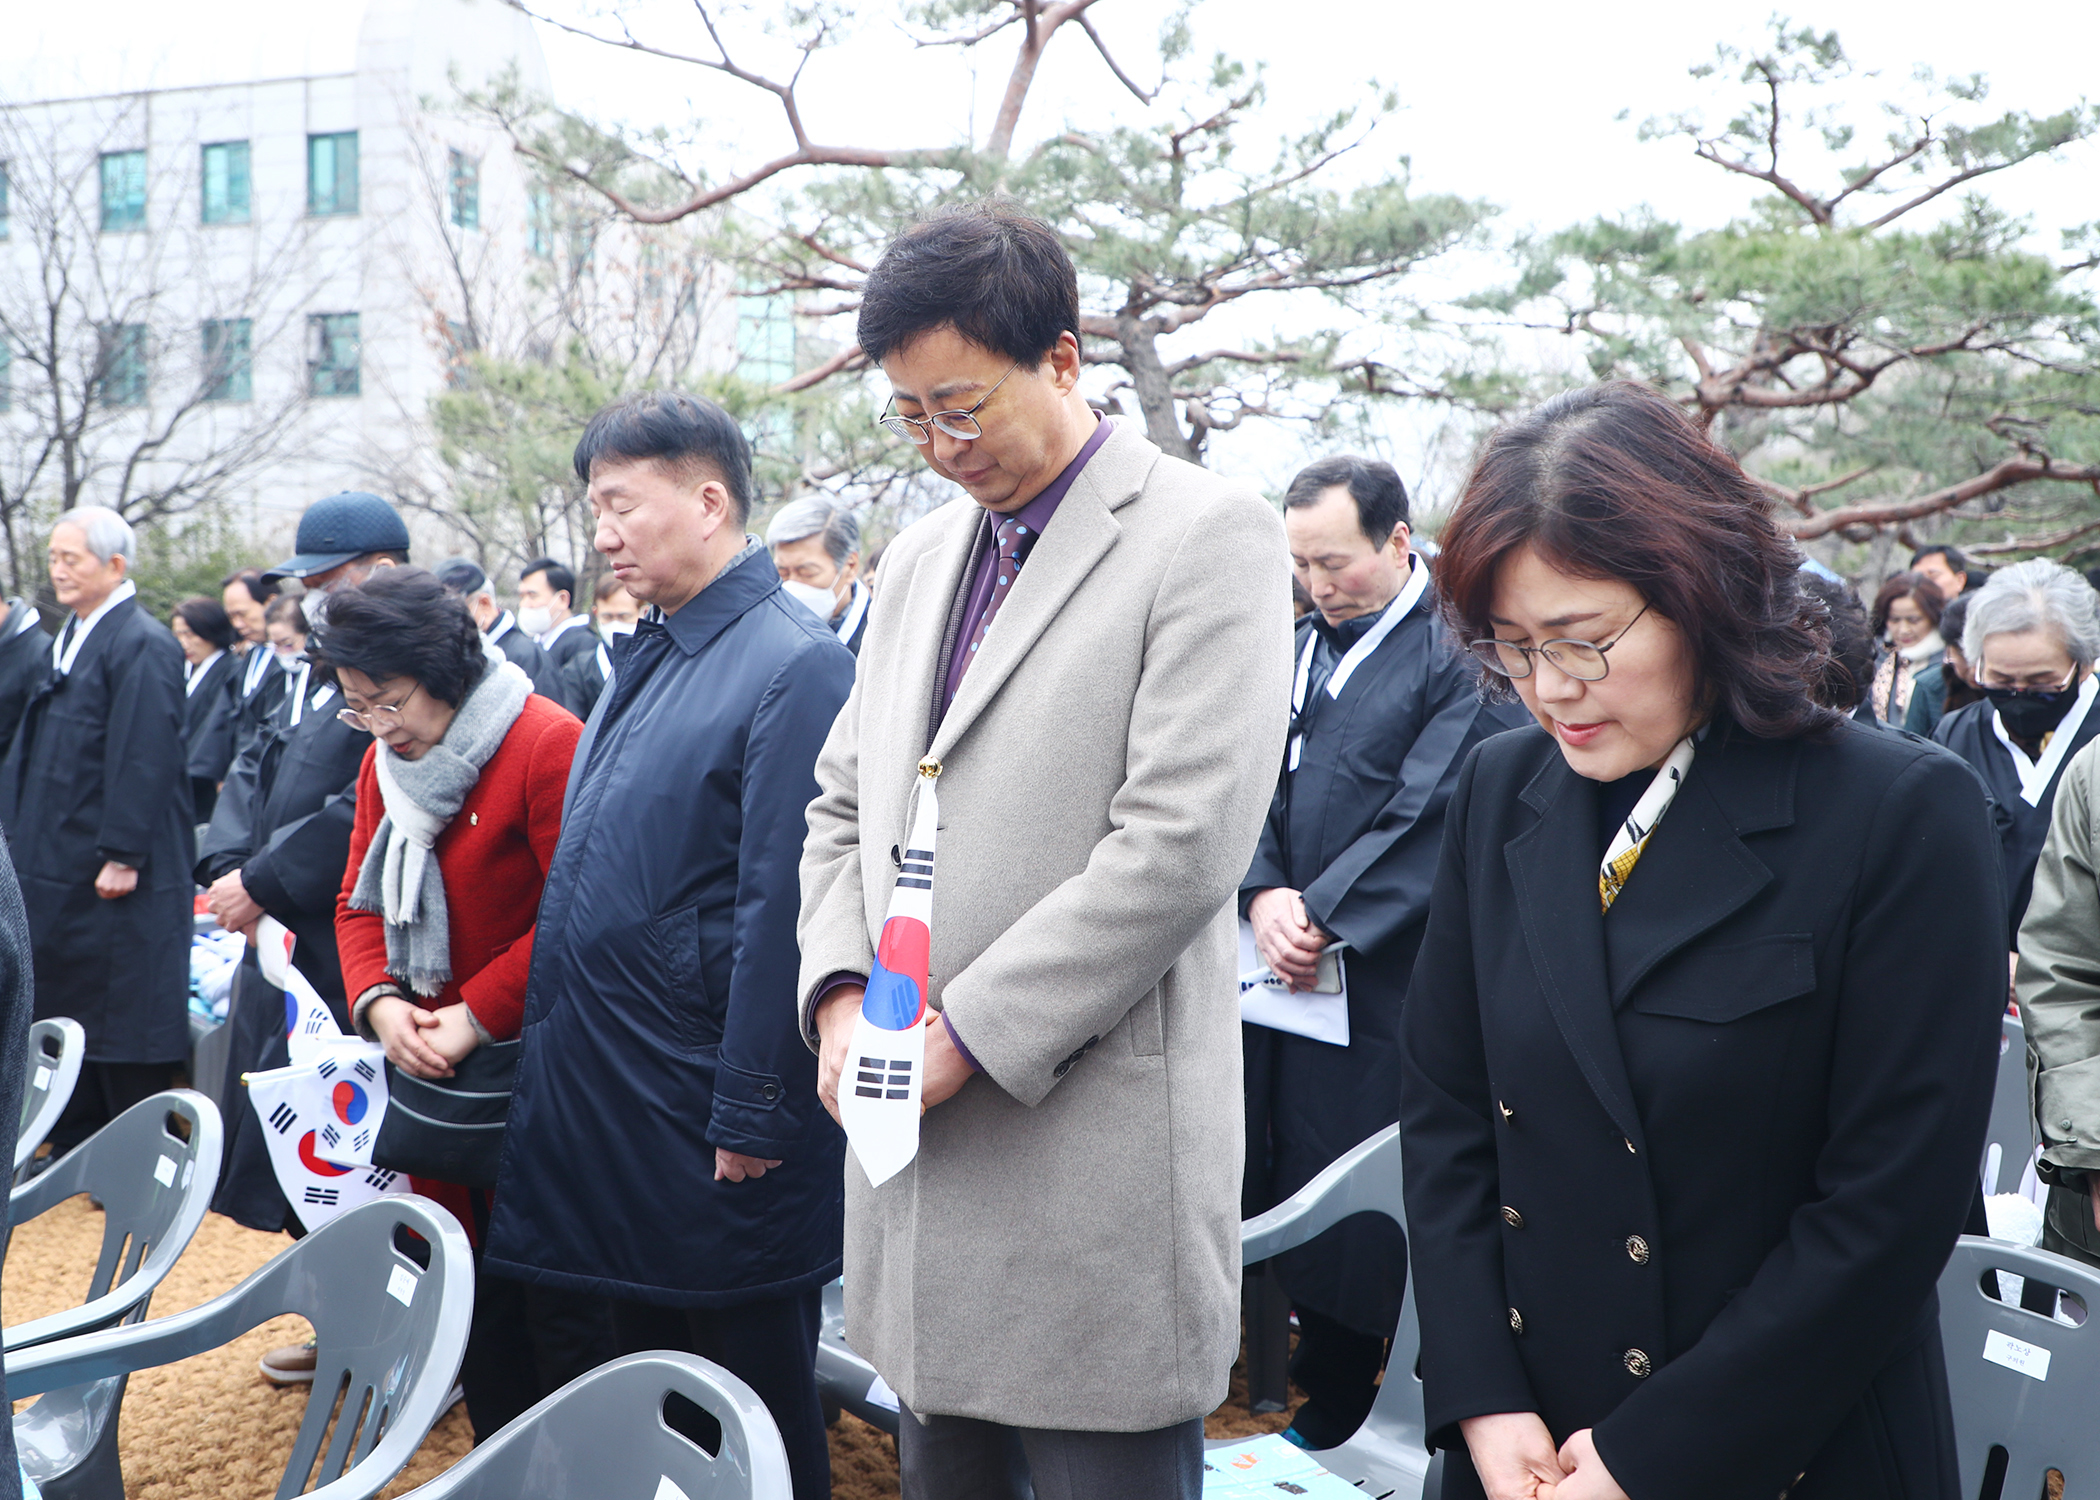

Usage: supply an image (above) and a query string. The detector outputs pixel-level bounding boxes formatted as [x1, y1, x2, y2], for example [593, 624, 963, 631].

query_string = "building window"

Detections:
[0, 341, 11, 413]
[443, 319, 473, 390]
[448, 150, 479, 230]
[528, 185, 552, 258]
[99, 323, 148, 406]
[0, 162, 11, 241]
[201, 141, 251, 225]
[307, 132, 359, 216]
[309, 313, 360, 396]
[202, 318, 252, 401]
[736, 286, 796, 388]
[100, 150, 147, 232]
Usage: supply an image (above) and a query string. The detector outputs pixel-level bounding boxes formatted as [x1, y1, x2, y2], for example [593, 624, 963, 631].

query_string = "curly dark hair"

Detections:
[1435, 381, 1840, 741]
[307, 567, 489, 707]
[1869, 571, 1946, 639]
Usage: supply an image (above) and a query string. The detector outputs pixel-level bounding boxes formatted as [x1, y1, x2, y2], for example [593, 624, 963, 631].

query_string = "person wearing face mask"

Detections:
[434, 558, 562, 701]
[767, 496, 870, 654]
[518, 557, 596, 670]
[1930, 558, 2100, 945]
[1240, 455, 1527, 1451]
[195, 492, 413, 1370]
[1866, 571, 1945, 724]
[1399, 383, 2005, 1500]
[262, 594, 309, 669]
[312, 567, 607, 1441]
[553, 574, 642, 720]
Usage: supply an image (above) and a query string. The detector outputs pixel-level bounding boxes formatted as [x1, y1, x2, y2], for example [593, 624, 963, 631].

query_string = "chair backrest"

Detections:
[1936, 1235, 2100, 1500]
[1239, 1123, 1428, 1475]
[5, 1088, 222, 1351]
[6, 1195, 474, 1500]
[1982, 1014, 2034, 1197]
[13, 1018, 85, 1178]
[396, 1352, 794, 1500]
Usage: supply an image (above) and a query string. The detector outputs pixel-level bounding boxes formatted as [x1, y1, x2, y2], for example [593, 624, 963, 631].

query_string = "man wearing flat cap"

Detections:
[198, 492, 411, 1380]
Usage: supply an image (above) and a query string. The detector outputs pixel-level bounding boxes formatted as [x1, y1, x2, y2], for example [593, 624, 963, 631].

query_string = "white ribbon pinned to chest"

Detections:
[840, 757, 943, 1187]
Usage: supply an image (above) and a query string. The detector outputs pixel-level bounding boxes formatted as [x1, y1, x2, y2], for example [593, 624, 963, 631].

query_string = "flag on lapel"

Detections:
[840, 757, 942, 1187]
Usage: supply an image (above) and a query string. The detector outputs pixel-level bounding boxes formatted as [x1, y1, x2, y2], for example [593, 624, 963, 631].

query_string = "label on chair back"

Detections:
[154, 1155, 177, 1187]
[386, 1264, 417, 1308]
[1982, 1328, 2051, 1380]
[653, 1478, 692, 1500]
[33, 1066, 50, 1090]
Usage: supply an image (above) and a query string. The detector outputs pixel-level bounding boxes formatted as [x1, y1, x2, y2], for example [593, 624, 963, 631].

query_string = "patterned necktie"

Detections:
[957, 515, 1035, 682]
[1598, 736, 1697, 913]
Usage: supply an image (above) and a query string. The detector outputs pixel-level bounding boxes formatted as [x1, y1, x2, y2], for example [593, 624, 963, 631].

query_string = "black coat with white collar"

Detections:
[1400, 717, 2004, 1500]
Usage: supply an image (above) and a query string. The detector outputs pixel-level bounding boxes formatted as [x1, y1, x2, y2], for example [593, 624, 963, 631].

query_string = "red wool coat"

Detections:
[336, 693, 580, 1036]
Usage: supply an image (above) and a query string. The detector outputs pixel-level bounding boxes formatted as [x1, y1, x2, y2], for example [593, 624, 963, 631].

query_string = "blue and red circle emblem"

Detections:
[297, 1131, 351, 1178]
[331, 1080, 369, 1125]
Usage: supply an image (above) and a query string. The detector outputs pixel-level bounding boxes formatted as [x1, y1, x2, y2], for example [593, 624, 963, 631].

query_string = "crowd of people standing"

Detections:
[0, 200, 2098, 1500]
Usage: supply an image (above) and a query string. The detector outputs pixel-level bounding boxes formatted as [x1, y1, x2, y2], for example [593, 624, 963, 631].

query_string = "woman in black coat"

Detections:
[171, 596, 241, 822]
[1399, 383, 2007, 1500]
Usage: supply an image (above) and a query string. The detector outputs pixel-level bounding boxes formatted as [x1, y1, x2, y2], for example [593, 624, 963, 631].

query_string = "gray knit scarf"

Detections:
[349, 659, 532, 996]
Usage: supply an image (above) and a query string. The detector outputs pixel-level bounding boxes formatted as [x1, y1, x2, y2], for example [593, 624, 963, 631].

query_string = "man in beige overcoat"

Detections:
[797, 203, 1293, 1498]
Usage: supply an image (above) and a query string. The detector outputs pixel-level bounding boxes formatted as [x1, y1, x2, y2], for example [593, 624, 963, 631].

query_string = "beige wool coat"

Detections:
[797, 420, 1294, 1431]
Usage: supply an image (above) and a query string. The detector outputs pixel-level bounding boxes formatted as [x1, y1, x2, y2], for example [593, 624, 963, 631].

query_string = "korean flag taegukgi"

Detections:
[244, 917, 404, 1231]
[840, 756, 943, 1188]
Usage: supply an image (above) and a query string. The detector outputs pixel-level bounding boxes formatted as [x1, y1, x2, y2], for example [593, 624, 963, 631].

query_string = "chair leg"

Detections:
[1244, 1264, 1292, 1415]
[31, 1376, 130, 1500]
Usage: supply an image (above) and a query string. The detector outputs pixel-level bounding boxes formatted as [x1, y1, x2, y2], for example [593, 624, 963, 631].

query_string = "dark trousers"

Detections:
[50, 1060, 177, 1153]
[898, 1404, 1204, 1500]
[610, 1288, 828, 1500]
[461, 1266, 618, 1442]
[1286, 1304, 1388, 1448]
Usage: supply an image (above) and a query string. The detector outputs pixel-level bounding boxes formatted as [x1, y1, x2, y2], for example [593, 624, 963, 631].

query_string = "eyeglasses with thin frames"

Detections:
[336, 681, 422, 733]
[876, 362, 1021, 445]
[1467, 602, 1651, 682]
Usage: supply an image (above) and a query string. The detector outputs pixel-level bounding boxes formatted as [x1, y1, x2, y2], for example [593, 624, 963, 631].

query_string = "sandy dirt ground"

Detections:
[6, 1197, 1296, 1499]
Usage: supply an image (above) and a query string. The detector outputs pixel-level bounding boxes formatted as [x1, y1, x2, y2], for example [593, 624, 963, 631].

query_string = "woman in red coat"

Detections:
[316, 566, 609, 1441]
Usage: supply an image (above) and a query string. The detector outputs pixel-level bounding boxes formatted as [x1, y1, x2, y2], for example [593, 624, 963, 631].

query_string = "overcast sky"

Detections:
[10, 0, 2098, 497]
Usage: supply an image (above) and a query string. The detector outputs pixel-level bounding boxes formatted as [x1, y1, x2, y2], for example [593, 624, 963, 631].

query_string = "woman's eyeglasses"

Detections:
[1467, 603, 1651, 682]
[876, 363, 1020, 445]
[337, 681, 421, 733]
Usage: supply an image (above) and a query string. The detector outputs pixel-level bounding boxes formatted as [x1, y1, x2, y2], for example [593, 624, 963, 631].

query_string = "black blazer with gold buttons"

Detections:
[1399, 716, 2005, 1500]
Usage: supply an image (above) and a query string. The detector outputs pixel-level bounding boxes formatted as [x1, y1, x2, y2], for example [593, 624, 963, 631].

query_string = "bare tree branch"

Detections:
[1786, 457, 2100, 539]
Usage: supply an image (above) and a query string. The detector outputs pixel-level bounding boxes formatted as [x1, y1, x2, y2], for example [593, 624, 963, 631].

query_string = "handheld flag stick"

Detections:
[840, 756, 943, 1187]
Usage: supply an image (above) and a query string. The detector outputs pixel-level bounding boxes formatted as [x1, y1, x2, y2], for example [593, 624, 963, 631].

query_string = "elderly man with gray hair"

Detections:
[0, 506, 193, 1148]
[1931, 557, 2100, 943]
[768, 496, 870, 653]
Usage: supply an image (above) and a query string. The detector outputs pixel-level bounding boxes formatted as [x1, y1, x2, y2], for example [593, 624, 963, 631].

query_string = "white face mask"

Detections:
[517, 605, 554, 638]
[601, 619, 638, 638]
[781, 580, 837, 620]
[275, 648, 303, 671]
[299, 588, 326, 625]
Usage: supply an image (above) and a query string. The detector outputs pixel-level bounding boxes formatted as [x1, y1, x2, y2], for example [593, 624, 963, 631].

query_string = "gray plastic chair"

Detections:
[816, 1279, 898, 1435]
[13, 1018, 86, 1180]
[1983, 1013, 2035, 1196]
[393, 1351, 792, 1499]
[1937, 1234, 2100, 1499]
[6, 1089, 223, 1500]
[1217, 1123, 1437, 1500]
[7, 1193, 473, 1500]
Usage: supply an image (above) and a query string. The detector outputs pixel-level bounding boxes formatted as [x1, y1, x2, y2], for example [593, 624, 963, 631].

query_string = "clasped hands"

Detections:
[813, 983, 973, 1128]
[1248, 887, 1331, 992]
[1462, 1414, 1628, 1500]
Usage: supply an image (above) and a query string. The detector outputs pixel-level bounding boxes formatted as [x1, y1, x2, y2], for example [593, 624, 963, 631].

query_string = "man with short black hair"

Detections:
[1913, 543, 1983, 600]
[798, 202, 1293, 1500]
[768, 497, 870, 654]
[1243, 456, 1527, 1449]
[222, 568, 287, 759]
[519, 557, 595, 668]
[486, 390, 854, 1500]
[435, 558, 560, 698]
[2, 507, 193, 1147]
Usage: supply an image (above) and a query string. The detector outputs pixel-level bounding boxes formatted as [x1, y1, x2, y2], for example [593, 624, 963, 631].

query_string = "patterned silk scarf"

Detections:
[1598, 736, 1698, 913]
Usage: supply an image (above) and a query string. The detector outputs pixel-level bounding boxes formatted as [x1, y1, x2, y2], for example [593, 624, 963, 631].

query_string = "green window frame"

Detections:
[307, 132, 359, 216]
[201, 141, 251, 224]
[528, 185, 552, 258]
[202, 318, 252, 402]
[100, 150, 146, 232]
[0, 162, 11, 241]
[448, 150, 479, 230]
[100, 323, 148, 406]
[309, 312, 360, 397]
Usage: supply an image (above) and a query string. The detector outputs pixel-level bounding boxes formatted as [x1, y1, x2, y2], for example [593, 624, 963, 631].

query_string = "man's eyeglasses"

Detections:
[876, 363, 1019, 445]
[337, 681, 421, 733]
[1467, 603, 1651, 683]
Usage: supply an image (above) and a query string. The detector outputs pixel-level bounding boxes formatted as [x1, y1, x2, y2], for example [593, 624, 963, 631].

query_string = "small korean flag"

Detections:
[306, 1038, 391, 1169]
[246, 1062, 406, 1231]
[840, 759, 942, 1188]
